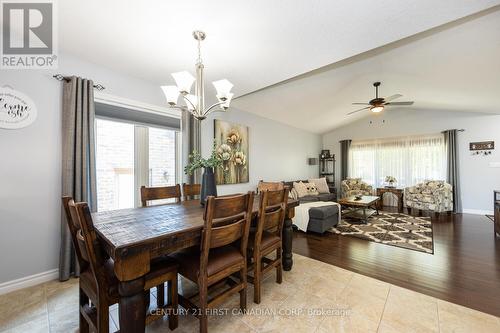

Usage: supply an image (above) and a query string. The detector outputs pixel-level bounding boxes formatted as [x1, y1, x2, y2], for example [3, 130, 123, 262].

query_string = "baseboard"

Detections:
[0, 269, 59, 295]
[462, 209, 494, 215]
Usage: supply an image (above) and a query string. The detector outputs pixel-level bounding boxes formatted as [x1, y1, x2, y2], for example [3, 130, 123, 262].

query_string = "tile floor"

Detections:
[1, 254, 499, 333]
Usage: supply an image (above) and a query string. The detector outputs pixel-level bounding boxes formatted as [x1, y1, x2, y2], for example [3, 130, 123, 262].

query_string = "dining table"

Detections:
[92, 197, 299, 333]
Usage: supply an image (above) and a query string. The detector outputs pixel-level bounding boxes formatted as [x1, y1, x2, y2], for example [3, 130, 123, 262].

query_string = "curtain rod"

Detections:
[53, 74, 105, 91]
[442, 129, 465, 133]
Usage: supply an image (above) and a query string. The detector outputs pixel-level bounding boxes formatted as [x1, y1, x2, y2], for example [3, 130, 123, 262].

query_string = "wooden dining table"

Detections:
[93, 197, 299, 333]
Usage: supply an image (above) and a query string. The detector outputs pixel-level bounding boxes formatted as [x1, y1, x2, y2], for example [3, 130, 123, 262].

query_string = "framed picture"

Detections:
[214, 119, 249, 184]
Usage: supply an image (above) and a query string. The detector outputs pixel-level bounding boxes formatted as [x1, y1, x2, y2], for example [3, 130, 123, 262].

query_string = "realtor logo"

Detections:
[1, 0, 57, 69]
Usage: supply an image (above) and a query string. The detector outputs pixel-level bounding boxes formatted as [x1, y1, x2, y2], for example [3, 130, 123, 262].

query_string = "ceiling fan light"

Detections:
[172, 71, 195, 95]
[371, 105, 384, 113]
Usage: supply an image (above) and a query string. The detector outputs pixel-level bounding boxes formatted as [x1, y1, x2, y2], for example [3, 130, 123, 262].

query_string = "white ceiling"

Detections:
[60, 1, 499, 96]
[234, 6, 500, 133]
[59, 1, 500, 133]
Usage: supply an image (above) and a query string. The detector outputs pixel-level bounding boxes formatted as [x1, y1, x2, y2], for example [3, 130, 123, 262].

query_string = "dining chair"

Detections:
[257, 180, 284, 194]
[247, 187, 289, 304]
[62, 197, 179, 332]
[173, 192, 255, 333]
[140, 184, 182, 206]
[182, 183, 201, 201]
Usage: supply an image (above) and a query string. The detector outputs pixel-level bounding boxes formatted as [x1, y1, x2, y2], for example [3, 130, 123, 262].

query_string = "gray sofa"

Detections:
[283, 180, 336, 204]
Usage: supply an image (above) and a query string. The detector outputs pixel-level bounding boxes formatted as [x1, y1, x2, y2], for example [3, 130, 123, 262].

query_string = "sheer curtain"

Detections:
[349, 133, 446, 189]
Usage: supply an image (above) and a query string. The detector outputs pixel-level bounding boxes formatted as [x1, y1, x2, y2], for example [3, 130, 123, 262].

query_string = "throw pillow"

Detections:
[305, 182, 319, 196]
[293, 181, 308, 198]
[308, 177, 330, 194]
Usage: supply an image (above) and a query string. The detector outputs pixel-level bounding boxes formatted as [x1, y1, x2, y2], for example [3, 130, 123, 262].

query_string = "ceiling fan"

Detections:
[348, 82, 414, 115]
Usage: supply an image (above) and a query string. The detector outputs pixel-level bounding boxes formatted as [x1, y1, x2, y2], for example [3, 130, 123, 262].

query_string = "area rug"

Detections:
[329, 211, 434, 254]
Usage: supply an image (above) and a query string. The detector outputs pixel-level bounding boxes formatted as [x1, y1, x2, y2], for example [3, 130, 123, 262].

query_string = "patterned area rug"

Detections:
[329, 211, 434, 254]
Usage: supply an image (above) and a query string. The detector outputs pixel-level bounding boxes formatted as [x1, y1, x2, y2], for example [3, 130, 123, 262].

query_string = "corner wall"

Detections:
[0, 54, 320, 284]
[322, 109, 500, 214]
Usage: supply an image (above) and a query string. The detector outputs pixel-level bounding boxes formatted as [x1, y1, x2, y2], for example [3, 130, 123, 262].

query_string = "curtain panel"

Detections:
[59, 76, 97, 281]
[348, 133, 446, 189]
[339, 140, 352, 181]
[444, 129, 462, 213]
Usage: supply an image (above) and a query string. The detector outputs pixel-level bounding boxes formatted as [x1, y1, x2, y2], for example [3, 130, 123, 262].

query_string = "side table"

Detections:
[377, 187, 404, 212]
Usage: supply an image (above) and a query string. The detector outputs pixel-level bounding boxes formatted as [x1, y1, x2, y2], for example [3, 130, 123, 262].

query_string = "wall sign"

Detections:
[0, 86, 37, 129]
[469, 141, 494, 151]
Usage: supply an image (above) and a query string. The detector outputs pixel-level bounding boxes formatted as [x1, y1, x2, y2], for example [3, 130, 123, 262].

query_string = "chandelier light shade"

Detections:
[161, 31, 234, 120]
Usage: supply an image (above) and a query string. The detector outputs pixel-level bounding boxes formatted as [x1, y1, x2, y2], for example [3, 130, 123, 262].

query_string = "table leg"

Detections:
[282, 217, 293, 271]
[119, 277, 146, 333]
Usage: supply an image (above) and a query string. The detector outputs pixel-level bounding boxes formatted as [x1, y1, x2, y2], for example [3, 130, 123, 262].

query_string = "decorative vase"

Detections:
[200, 167, 217, 206]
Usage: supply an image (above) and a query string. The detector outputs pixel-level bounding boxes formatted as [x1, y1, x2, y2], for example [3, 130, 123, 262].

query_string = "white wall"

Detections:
[201, 108, 321, 195]
[322, 108, 500, 214]
[0, 54, 320, 284]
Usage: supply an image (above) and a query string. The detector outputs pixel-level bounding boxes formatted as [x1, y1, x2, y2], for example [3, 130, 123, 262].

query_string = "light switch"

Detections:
[489, 162, 500, 168]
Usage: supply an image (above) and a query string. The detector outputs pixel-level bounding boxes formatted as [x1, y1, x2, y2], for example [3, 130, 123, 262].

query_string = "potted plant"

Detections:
[185, 141, 223, 205]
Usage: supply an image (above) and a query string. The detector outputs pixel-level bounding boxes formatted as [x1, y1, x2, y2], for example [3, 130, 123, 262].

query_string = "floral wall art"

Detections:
[214, 120, 249, 184]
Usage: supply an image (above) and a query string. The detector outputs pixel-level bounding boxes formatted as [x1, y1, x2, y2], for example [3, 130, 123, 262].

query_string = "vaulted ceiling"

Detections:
[59, 1, 500, 133]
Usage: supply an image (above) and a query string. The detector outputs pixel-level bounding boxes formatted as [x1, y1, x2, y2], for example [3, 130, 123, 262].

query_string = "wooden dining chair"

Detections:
[173, 192, 255, 333]
[182, 183, 201, 201]
[62, 197, 179, 332]
[257, 180, 284, 194]
[247, 187, 289, 304]
[140, 184, 182, 206]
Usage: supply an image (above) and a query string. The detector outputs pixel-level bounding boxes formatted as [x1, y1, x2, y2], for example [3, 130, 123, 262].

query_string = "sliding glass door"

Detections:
[96, 118, 179, 212]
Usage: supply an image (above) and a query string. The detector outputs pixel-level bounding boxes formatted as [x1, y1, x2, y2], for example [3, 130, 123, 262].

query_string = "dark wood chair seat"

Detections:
[173, 246, 244, 283]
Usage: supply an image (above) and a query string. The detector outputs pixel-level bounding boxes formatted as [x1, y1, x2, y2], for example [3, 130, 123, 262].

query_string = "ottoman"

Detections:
[308, 205, 339, 234]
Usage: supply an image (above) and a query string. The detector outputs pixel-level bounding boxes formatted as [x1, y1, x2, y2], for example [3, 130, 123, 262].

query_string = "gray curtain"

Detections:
[340, 139, 352, 181]
[444, 130, 462, 213]
[181, 111, 201, 184]
[59, 76, 97, 281]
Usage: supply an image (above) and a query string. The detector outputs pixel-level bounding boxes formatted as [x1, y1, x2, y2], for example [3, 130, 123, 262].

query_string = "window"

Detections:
[96, 118, 179, 212]
[349, 133, 446, 188]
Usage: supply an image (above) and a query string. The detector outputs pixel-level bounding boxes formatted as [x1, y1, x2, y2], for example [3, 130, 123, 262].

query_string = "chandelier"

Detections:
[161, 31, 234, 120]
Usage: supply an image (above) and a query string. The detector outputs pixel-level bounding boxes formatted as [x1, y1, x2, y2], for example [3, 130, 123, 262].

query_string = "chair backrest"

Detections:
[257, 181, 284, 194]
[182, 183, 201, 201]
[141, 184, 181, 206]
[66, 199, 109, 289]
[253, 188, 289, 252]
[200, 192, 255, 275]
[62, 196, 87, 271]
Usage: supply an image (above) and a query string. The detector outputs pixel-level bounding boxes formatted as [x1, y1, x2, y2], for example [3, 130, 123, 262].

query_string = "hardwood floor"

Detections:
[292, 207, 500, 317]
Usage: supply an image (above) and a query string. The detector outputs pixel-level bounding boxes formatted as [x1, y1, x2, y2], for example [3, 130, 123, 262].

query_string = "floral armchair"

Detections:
[341, 178, 373, 198]
[404, 180, 453, 213]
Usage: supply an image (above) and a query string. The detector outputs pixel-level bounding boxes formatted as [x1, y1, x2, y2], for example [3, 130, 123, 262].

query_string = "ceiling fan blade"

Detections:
[347, 106, 370, 115]
[385, 101, 414, 106]
[384, 94, 403, 102]
[352, 102, 371, 105]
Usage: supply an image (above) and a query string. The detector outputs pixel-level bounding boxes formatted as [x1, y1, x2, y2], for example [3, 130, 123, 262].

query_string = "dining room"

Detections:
[3, 1, 500, 333]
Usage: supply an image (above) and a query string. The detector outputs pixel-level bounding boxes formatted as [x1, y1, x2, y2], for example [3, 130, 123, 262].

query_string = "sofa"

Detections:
[404, 180, 453, 213]
[341, 178, 373, 198]
[283, 180, 336, 204]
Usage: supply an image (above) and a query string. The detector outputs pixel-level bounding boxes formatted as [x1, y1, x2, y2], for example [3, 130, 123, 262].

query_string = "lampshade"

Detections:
[172, 71, 195, 94]
[161, 85, 179, 106]
[184, 94, 198, 110]
[371, 105, 384, 113]
[213, 79, 233, 101]
[220, 93, 234, 109]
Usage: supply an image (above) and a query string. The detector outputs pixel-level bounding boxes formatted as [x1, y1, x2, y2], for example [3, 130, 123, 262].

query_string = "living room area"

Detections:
[1, 1, 500, 333]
